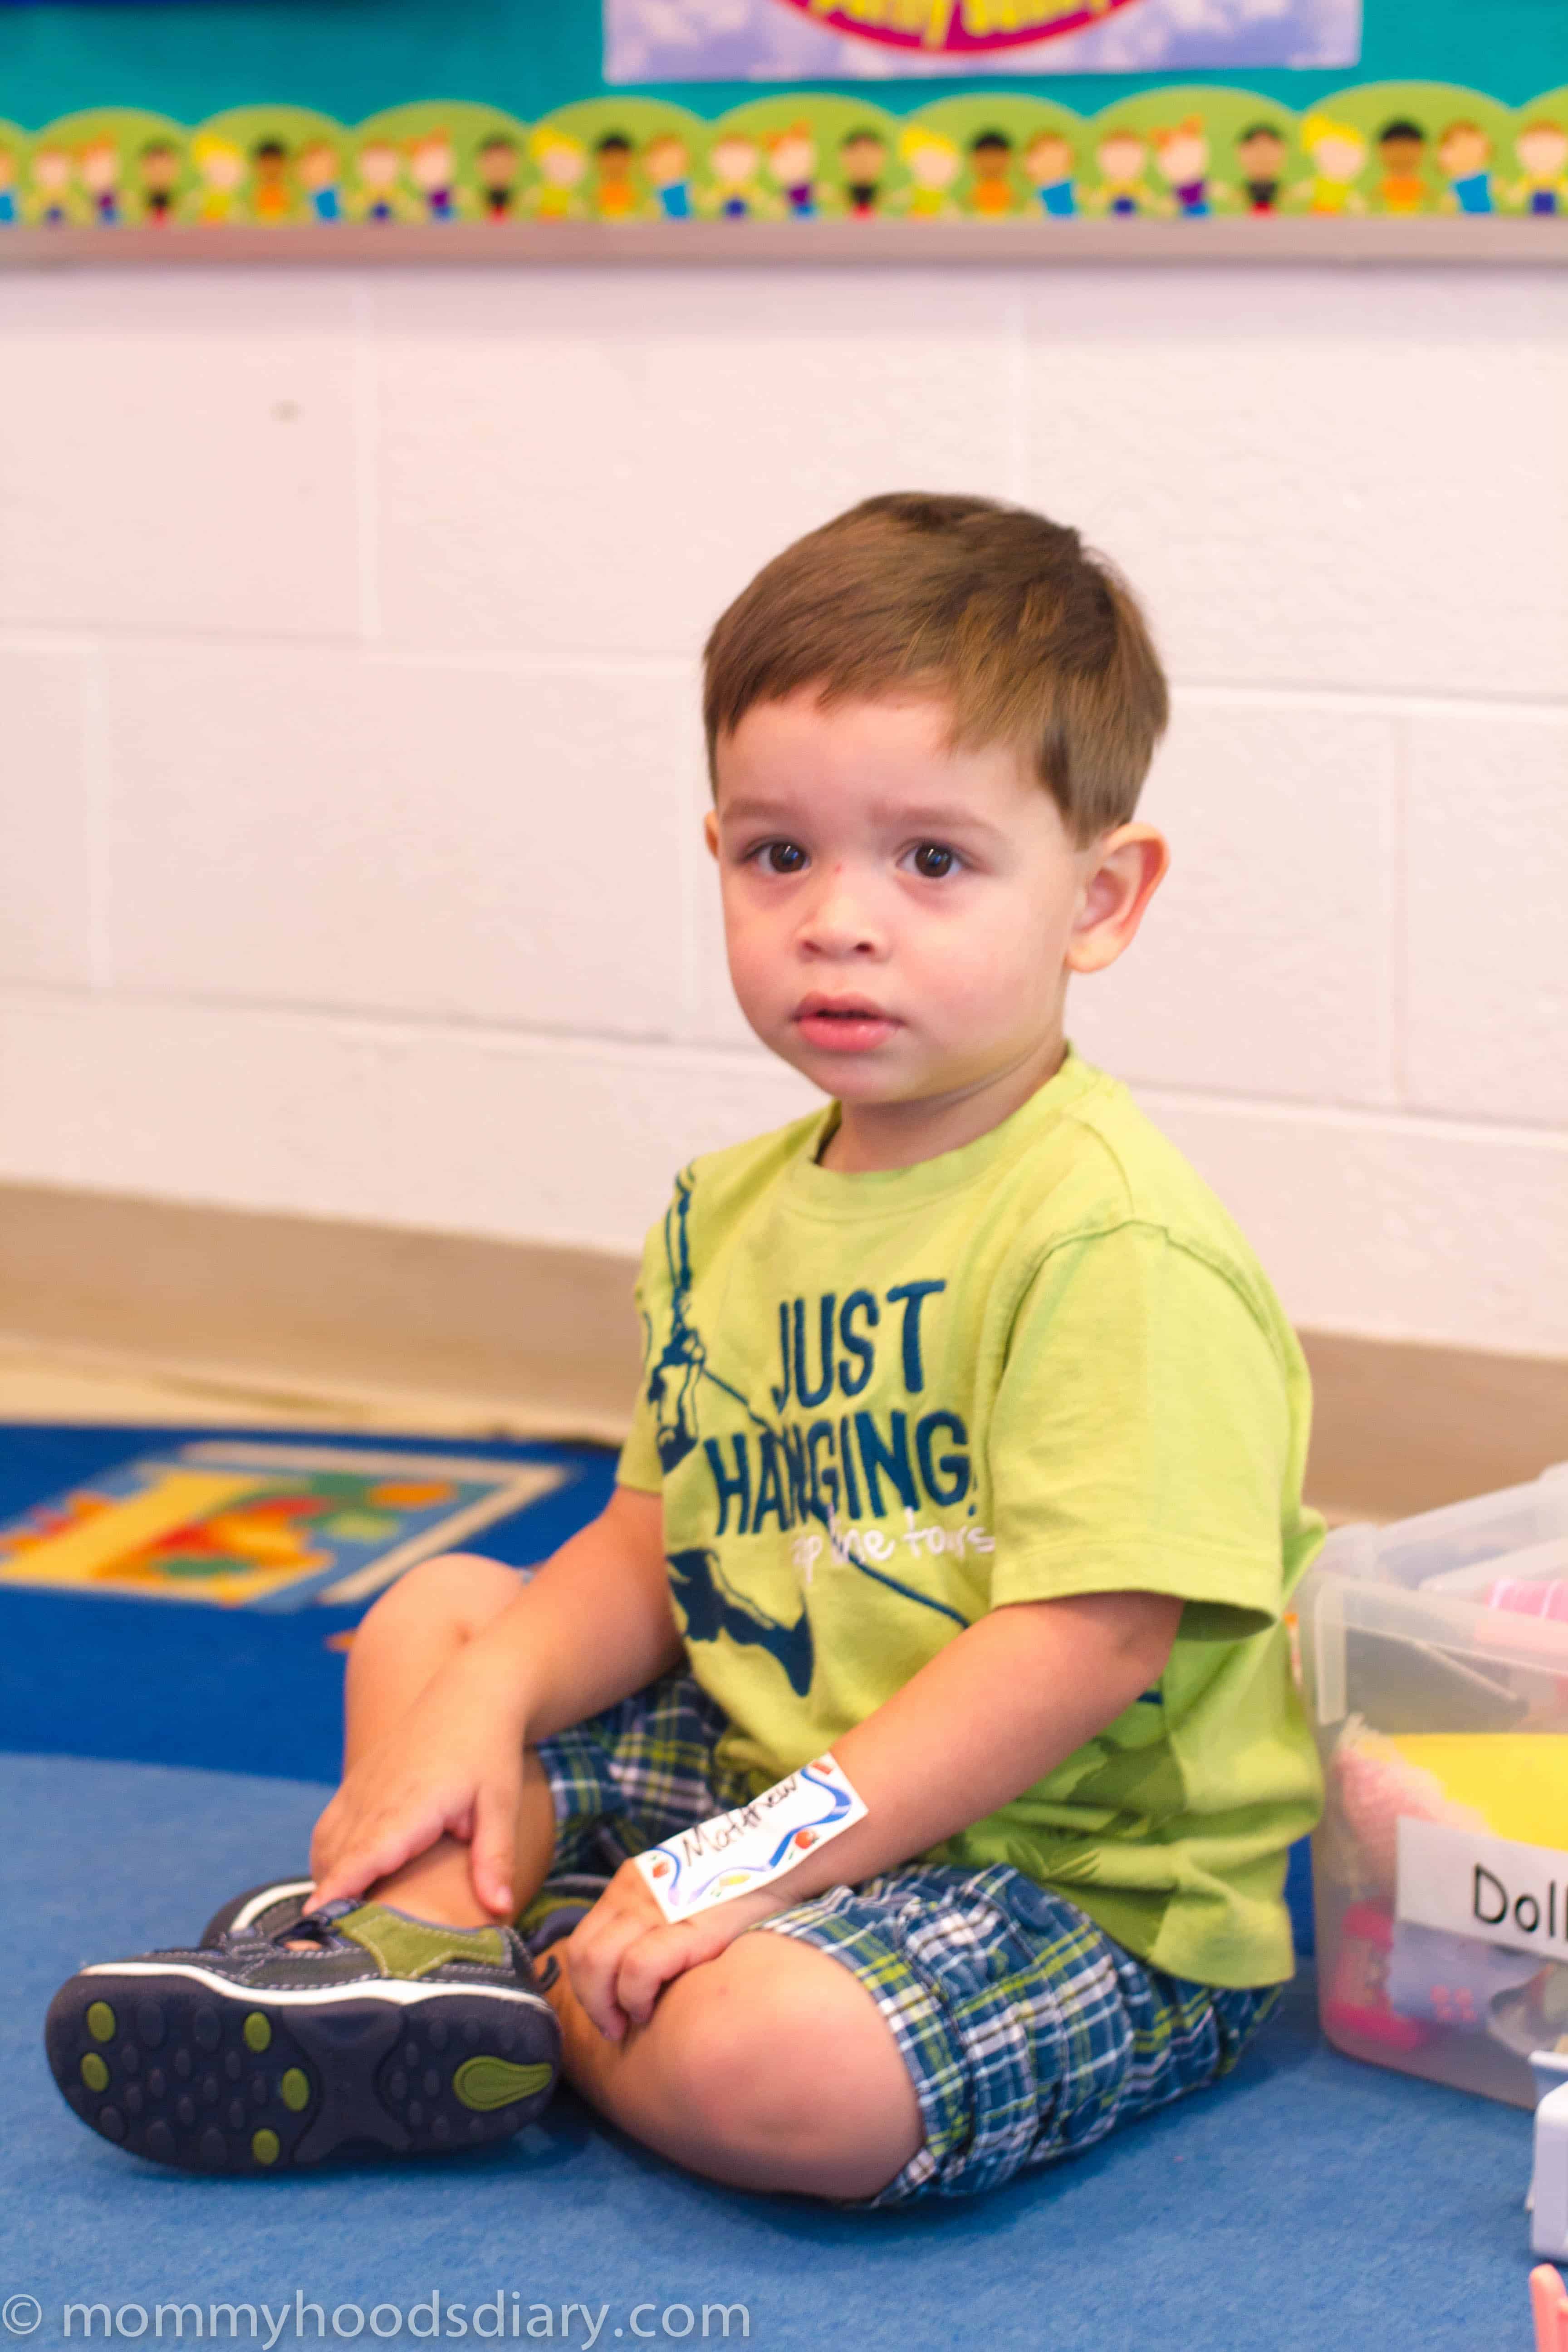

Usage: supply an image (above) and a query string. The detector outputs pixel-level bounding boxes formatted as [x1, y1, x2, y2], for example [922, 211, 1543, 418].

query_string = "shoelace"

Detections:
[217, 1900, 358, 1953]
[264, 1902, 355, 1950]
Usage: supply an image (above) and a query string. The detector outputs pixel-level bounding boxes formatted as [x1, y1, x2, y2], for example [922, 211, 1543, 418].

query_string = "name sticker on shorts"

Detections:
[634, 1753, 867, 1923]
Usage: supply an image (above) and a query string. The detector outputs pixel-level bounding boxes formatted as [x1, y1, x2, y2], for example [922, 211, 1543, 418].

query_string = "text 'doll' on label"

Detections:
[1396, 1817, 1568, 1958]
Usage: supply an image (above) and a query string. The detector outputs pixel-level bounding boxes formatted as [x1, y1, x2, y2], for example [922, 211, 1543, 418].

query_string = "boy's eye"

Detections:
[911, 843, 958, 879]
[758, 840, 807, 874]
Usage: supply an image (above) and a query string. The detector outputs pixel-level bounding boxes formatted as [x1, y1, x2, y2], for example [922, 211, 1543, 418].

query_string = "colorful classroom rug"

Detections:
[0, 1422, 616, 1782]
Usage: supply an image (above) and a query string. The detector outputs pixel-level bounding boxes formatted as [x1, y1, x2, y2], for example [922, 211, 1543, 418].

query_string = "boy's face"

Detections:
[1379, 129, 1424, 176]
[1519, 124, 1568, 176]
[712, 136, 757, 186]
[80, 142, 118, 194]
[1156, 128, 1206, 182]
[1439, 126, 1488, 176]
[479, 139, 518, 191]
[1026, 135, 1072, 184]
[1313, 131, 1363, 181]
[411, 137, 455, 190]
[769, 132, 814, 184]
[707, 691, 1163, 1146]
[1238, 129, 1285, 177]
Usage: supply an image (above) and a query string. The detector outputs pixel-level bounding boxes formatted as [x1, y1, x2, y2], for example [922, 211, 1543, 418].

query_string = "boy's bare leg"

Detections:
[337, 1553, 926, 2200]
[546, 1930, 925, 2201]
[332, 1552, 557, 1927]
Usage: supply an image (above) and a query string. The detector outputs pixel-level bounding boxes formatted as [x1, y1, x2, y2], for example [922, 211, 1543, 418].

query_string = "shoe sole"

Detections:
[45, 1961, 560, 2174]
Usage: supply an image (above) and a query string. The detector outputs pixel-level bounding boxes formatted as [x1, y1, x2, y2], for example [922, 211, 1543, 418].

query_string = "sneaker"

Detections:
[518, 1874, 610, 1963]
[45, 1901, 561, 2174]
[203, 1873, 612, 1958]
[201, 1879, 315, 1947]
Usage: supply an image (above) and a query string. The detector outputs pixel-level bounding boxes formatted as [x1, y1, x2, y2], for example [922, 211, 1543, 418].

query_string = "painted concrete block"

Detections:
[1404, 705, 1568, 1126]
[1017, 270, 1568, 698]
[0, 641, 95, 987]
[1142, 1088, 1568, 1357]
[99, 644, 693, 1037]
[1072, 694, 1398, 1104]
[0, 274, 362, 639]
[372, 270, 1018, 659]
[0, 993, 818, 1255]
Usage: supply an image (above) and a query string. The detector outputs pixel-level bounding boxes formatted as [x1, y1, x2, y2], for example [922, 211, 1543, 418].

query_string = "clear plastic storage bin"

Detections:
[1298, 1462, 1568, 2107]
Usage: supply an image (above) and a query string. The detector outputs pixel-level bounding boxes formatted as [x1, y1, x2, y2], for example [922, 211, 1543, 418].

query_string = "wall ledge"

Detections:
[0, 1179, 1562, 1519]
[2, 218, 1565, 270]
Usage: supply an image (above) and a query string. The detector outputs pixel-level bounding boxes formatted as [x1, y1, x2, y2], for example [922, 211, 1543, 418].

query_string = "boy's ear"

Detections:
[703, 809, 720, 860]
[1065, 823, 1169, 975]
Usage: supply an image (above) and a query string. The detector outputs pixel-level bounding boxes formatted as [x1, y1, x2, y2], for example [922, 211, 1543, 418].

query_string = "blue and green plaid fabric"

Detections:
[538, 1672, 1279, 2205]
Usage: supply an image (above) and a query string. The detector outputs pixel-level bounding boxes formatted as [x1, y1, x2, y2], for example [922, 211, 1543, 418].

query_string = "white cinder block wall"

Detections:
[1, 265, 1565, 1357]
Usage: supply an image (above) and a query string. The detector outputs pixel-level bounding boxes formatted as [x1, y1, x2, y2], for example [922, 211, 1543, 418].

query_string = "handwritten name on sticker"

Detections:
[634, 1754, 867, 1923]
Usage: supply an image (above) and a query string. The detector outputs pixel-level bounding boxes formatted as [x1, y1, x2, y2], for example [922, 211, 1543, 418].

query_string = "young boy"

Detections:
[47, 494, 1323, 2206]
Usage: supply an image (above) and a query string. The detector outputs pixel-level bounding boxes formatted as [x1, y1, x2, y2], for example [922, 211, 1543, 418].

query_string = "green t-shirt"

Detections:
[617, 1049, 1324, 1988]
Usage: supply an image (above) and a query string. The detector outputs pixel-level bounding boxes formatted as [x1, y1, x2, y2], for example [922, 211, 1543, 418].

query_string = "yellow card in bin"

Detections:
[1389, 1735, 1568, 1851]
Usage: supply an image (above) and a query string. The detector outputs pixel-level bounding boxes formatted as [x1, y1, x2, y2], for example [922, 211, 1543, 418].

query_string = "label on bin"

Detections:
[1397, 1818, 1568, 1958]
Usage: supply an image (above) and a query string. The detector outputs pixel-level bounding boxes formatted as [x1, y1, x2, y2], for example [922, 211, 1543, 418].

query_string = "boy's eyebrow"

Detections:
[718, 795, 1008, 840]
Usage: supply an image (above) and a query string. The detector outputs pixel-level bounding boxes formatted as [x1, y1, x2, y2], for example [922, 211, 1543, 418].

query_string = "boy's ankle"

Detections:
[361, 1840, 506, 1932]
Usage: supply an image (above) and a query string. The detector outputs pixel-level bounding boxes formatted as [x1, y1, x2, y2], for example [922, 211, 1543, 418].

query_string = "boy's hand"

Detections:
[564, 1859, 786, 2041]
[309, 1656, 527, 1918]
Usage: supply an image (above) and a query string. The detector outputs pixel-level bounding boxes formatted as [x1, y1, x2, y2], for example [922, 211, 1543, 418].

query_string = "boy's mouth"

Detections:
[792, 995, 897, 1054]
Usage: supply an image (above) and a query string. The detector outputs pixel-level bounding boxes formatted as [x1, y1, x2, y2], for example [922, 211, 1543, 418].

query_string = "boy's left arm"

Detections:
[567, 1588, 1180, 2041]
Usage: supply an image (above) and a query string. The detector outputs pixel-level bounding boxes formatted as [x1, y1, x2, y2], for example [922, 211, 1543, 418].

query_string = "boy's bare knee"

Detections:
[637, 1935, 922, 2193]
[357, 1553, 521, 1642]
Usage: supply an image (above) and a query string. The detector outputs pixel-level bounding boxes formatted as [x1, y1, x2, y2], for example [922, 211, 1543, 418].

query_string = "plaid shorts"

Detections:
[538, 1671, 1280, 2207]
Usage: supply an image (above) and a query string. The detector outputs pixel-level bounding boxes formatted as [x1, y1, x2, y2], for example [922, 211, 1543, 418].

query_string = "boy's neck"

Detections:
[819, 1031, 1069, 1174]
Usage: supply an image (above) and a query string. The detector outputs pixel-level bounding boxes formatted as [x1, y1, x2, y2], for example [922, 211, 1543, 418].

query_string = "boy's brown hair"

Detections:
[702, 491, 1168, 841]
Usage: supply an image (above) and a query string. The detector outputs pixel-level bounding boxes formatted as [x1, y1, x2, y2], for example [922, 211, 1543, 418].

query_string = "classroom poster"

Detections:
[603, 0, 1362, 83]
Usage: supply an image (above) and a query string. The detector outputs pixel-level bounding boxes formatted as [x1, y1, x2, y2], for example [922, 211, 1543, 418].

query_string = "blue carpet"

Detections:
[4, 1752, 1541, 2352]
[0, 1426, 1535, 2347]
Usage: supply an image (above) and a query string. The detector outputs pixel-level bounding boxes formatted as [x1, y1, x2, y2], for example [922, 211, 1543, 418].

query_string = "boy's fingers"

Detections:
[470, 1779, 519, 1919]
[309, 1843, 384, 1906]
[312, 1813, 427, 1907]
[565, 1921, 633, 2042]
[615, 1923, 709, 2026]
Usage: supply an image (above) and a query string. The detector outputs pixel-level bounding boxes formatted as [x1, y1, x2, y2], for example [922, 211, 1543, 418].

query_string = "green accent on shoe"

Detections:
[86, 2002, 116, 2043]
[337, 1905, 508, 1980]
[251, 2129, 280, 2166]
[279, 2069, 311, 2112]
[243, 2012, 272, 2053]
[517, 1889, 584, 1945]
[80, 2053, 109, 2092]
[452, 2056, 553, 2113]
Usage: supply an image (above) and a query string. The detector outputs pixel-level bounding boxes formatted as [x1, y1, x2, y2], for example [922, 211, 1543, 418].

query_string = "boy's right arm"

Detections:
[309, 1483, 679, 1916]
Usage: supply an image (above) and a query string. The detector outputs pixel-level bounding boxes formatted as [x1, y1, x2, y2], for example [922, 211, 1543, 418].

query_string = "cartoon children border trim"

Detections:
[1, 83, 1564, 235]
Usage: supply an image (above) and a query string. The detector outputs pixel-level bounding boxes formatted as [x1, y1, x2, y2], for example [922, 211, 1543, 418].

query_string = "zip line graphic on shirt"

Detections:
[644, 1171, 972, 1692]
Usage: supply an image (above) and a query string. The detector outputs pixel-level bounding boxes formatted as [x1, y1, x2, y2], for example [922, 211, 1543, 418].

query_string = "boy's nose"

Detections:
[798, 871, 885, 958]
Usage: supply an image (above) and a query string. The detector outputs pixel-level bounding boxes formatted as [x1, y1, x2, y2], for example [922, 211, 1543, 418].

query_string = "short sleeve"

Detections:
[614, 1213, 670, 1496]
[616, 1397, 663, 1495]
[987, 1224, 1296, 1642]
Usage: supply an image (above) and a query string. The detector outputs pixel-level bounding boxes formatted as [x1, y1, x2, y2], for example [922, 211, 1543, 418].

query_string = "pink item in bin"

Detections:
[1532, 2265, 1568, 2352]
[1490, 1578, 1568, 1623]
[1323, 1901, 1436, 2053]
[1330, 1716, 1486, 1896]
